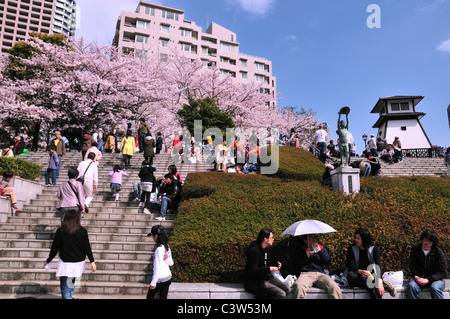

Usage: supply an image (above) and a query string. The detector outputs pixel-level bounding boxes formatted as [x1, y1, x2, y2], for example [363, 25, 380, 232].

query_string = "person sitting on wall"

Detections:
[0, 171, 18, 210]
[1, 145, 14, 157]
[11, 136, 25, 156]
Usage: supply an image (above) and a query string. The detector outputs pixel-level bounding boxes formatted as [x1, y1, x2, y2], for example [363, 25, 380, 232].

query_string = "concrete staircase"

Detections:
[0, 151, 213, 298]
[348, 157, 448, 178]
[379, 157, 448, 178]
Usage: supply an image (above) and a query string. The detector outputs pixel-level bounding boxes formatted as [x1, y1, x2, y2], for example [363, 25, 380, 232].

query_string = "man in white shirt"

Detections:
[77, 152, 98, 210]
[367, 134, 377, 156]
[314, 125, 328, 155]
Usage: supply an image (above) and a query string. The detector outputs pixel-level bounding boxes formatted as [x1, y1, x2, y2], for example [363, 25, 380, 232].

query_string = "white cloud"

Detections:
[231, 0, 276, 16]
[416, 0, 446, 12]
[437, 37, 450, 52]
[284, 35, 297, 42]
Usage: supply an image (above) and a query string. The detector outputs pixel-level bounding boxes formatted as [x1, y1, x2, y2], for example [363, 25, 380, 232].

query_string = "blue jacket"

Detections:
[48, 152, 59, 170]
[293, 244, 331, 276]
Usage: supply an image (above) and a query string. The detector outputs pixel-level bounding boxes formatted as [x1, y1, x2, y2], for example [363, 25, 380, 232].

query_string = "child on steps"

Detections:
[109, 165, 128, 201]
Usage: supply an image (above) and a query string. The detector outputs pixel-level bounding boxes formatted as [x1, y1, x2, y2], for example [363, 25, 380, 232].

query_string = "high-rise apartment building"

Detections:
[0, 0, 77, 54]
[113, 1, 277, 107]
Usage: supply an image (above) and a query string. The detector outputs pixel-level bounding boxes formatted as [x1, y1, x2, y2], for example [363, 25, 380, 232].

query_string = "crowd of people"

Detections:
[52, 141, 182, 223]
[1, 125, 449, 301]
[288, 125, 413, 179]
[244, 228, 448, 300]
[171, 129, 262, 174]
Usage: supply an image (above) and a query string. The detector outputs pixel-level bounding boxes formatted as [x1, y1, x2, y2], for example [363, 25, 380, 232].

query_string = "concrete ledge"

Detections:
[1, 178, 45, 223]
[0, 197, 11, 223]
[168, 280, 450, 299]
[10, 177, 45, 210]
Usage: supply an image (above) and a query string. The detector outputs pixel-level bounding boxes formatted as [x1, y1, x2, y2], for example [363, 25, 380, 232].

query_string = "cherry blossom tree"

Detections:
[0, 36, 322, 151]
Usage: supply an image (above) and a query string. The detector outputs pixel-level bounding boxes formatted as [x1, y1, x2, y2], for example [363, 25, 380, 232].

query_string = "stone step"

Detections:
[0, 239, 155, 251]
[0, 230, 158, 242]
[13, 206, 176, 217]
[0, 268, 153, 284]
[1, 151, 215, 299]
[0, 258, 152, 272]
[0, 223, 169, 236]
[0, 280, 150, 296]
[0, 247, 153, 261]
[8, 216, 168, 228]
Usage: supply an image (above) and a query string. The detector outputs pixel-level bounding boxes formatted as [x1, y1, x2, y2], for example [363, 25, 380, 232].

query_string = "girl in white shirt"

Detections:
[147, 225, 173, 299]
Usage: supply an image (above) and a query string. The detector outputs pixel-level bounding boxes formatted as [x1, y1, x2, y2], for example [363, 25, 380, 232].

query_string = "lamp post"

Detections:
[363, 134, 368, 149]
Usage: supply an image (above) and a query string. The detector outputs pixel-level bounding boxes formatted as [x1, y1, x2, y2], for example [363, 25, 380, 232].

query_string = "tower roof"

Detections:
[372, 112, 426, 128]
[371, 95, 424, 114]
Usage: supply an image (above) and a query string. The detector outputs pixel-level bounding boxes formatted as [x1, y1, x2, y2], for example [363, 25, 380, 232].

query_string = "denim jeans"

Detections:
[406, 279, 446, 299]
[45, 168, 57, 185]
[139, 133, 146, 152]
[133, 183, 142, 200]
[56, 155, 62, 176]
[60, 276, 76, 299]
[151, 196, 172, 217]
[97, 140, 104, 153]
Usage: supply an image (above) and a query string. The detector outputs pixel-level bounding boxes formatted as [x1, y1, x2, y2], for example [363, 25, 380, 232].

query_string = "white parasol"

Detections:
[281, 220, 337, 237]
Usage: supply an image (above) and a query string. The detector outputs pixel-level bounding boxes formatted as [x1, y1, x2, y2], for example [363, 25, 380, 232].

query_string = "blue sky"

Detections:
[75, 0, 450, 153]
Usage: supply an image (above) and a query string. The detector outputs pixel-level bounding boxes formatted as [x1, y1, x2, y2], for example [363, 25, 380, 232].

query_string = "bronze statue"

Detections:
[338, 107, 350, 167]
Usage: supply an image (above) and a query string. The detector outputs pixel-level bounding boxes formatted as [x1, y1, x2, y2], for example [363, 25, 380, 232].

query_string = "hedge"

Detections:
[262, 146, 324, 181]
[170, 148, 450, 283]
[0, 157, 42, 181]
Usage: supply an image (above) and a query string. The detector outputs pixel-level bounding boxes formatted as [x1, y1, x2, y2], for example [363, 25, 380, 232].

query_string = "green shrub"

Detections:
[263, 146, 324, 181]
[0, 157, 42, 181]
[170, 152, 450, 283]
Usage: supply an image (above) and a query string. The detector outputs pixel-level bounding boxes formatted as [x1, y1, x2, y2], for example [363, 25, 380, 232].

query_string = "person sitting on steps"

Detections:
[151, 173, 181, 221]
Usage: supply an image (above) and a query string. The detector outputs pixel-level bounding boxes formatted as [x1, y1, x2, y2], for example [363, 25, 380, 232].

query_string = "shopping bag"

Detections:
[382, 271, 404, 289]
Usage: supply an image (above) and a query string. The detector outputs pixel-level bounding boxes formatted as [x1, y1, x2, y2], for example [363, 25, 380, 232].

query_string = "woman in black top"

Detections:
[45, 210, 96, 299]
[346, 228, 396, 299]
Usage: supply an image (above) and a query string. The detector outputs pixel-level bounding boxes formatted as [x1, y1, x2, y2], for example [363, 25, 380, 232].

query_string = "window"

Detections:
[180, 42, 191, 52]
[137, 20, 150, 29]
[240, 59, 247, 67]
[136, 49, 148, 58]
[391, 103, 400, 111]
[400, 103, 409, 111]
[255, 62, 265, 71]
[401, 126, 407, 131]
[220, 69, 236, 77]
[180, 29, 192, 38]
[255, 74, 265, 82]
[160, 53, 168, 62]
[144, 6, 155, 16]
[220, 42, 231, 52]
[162, 10, 179, 21]
[135, 34, 149, 44]
[161, 24, 170, 33]
[160, 38, 169, 48]
[240, 71, 247, 79]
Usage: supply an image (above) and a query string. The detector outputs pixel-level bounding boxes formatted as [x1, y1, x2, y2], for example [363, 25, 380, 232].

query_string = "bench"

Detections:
[167, 280, 450, 299]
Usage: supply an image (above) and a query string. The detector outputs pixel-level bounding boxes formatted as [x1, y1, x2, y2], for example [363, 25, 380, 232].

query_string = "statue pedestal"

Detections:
[330, 167, 360, 195]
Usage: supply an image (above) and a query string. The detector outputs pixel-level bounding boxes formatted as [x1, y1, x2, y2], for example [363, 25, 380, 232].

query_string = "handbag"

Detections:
[77, 162, 93, 185]
[67, 180, 83, 212]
